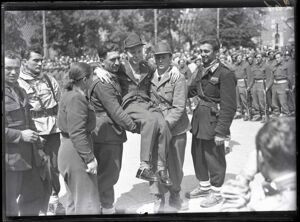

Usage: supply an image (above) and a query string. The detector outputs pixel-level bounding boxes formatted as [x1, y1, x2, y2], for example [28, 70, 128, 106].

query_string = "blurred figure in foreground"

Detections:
[221, 117, 296, 211]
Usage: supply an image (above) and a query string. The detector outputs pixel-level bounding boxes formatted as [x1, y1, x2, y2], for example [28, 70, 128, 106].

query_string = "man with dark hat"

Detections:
[185, 38, 236, 208]
[94, 33, 180, 186]
[149, 41, 191, 212]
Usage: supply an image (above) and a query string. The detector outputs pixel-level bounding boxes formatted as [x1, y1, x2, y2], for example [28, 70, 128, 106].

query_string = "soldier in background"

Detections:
[232, 54, 249, 121]
[266, 52, 292, 117]
[245, 53, 255, 120]
[247, 53, 270, 123]
[18, 45, 62, 215]
[284, 50, 295, 116]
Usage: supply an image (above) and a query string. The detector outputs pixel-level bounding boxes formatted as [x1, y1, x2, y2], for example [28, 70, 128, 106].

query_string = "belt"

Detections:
[237, 78, 246, 82]
[274, 79, 288, 84]
[254, 79, 264, 83]
[30, 105, 58, 118]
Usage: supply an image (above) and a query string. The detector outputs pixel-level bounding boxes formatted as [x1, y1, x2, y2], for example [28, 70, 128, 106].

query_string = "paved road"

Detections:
[113, 117, 263, 214]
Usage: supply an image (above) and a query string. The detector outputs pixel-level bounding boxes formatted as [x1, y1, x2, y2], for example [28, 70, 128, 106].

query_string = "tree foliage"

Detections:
[4, 8, 267, 56]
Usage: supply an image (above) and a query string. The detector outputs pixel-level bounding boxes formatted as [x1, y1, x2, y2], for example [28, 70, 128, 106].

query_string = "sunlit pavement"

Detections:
[113, 116, 263, 214]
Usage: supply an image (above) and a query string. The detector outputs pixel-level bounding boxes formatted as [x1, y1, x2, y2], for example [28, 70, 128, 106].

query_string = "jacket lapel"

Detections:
[157, 72, 171, 88]
[122, 60, 138, 84]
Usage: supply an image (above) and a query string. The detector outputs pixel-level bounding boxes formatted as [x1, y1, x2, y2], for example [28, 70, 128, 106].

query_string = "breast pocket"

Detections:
[205, 80, 220, 98]
[163, 86, 174, 100]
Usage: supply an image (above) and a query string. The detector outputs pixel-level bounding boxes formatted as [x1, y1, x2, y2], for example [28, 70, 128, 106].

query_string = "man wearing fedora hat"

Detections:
[94, 33, 181, 186]
[149, 41, 191, 212]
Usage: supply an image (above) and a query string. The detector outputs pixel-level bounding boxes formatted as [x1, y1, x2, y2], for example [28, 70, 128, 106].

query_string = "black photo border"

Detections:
[1, 0, 298, 221]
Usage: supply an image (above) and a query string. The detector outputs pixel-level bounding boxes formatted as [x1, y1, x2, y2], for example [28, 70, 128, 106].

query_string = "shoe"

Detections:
[153, 194, 165, 213]
[47, 195, 59, 215]
[169, 192, 189, 211]
[158, 170, 173, 186]
[251, 115, 261, 121]
[136, 168, 158, 182]
[185, 186, 210, 199]
[55, 202, 65, 215]
[101, 206, 116, 214]
[200, 191, 223, 208]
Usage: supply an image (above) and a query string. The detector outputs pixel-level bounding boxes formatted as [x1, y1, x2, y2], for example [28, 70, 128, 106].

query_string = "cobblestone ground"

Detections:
[113, 117, 263, 214]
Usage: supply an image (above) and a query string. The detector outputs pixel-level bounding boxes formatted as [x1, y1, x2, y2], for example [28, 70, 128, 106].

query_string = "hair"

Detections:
[65, 62, 92, 91]
[20, 44, 43, 60]
[5, 50, 21, 61]
[97, 43, 119, 60]
[256, 117, 296, 172]
[199, 38, 220, 52]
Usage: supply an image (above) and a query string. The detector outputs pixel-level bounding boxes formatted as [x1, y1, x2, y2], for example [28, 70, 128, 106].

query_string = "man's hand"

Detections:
[170, 66, 180, 82]
[21, 129, 39, 143]
[94, 67, 112, 83]
[86, 157, 98, 175]
[246, 87, 251, 92]
[214, 135, 225, 146]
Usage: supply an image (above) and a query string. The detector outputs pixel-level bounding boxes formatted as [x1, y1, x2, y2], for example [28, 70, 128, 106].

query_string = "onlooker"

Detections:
[221, 117, 296, 211]
[57, 62, 100, 214]
[18, 45, 62, 214]
[5, 50, 46, 216]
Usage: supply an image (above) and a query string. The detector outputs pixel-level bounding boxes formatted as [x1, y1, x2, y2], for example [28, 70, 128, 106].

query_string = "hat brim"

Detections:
[154, 51, 172, 55]
[124, 43, 145, 49]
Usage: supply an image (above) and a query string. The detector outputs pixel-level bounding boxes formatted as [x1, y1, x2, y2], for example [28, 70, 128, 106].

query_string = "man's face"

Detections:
[24, 51, 43, 75]
[5, 57, 21, 85]
[126, 45, 144, 65]
[154, 53, 172, 73]
[247, 57, 253, 64]
[199, 43, 216, 66]
[275, 53, 282, 64]
[236, 55, 242, 63]
[103, 51, 121, 73]
[255, 54, 262, 64]
[179, 60, 185, 67]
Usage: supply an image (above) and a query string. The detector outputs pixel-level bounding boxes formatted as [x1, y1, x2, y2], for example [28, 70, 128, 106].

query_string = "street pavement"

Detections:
[113, 116, 264, 214]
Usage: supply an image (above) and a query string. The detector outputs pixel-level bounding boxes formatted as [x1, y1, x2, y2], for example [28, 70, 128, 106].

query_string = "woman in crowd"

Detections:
[57, 62, 100, 214]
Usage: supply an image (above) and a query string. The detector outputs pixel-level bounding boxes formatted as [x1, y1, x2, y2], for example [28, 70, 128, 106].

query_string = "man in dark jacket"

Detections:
[185, 39, 236, 208]
[5, 50, 46, 216]
[89, 46, 138, 214]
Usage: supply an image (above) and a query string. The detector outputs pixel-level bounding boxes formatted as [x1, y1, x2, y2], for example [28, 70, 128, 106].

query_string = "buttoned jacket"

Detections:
[150, 67, 191, 136]
[5, 83, 43, 171]
[188, 62, 236, 139]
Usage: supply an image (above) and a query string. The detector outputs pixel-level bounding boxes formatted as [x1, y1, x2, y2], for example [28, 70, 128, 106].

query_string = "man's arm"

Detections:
[93, 81, 137, 132]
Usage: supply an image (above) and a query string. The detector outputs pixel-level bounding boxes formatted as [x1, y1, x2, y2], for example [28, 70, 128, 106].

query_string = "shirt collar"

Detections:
[19, 66, 44, 80]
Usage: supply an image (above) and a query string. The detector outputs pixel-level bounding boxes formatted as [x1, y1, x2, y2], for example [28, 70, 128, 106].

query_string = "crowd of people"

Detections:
[4, 31, 296, 218]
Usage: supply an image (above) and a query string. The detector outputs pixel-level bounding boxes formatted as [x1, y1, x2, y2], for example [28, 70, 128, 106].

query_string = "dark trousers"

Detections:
[125, 101, 172, 167]
[150, 133, 187, 195]
[252, 82, 266, 116]
[94, 143, 123, 208]
[272, 82, 290, 115]
[191, 137, 226, 187]
[39, 133, 60, 212]
[6, 165, 45, 216]
[58, 137, 100, 215]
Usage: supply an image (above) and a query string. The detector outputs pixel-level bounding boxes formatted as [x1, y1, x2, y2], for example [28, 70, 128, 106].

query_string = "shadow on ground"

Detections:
[115, 173, 237, 214]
